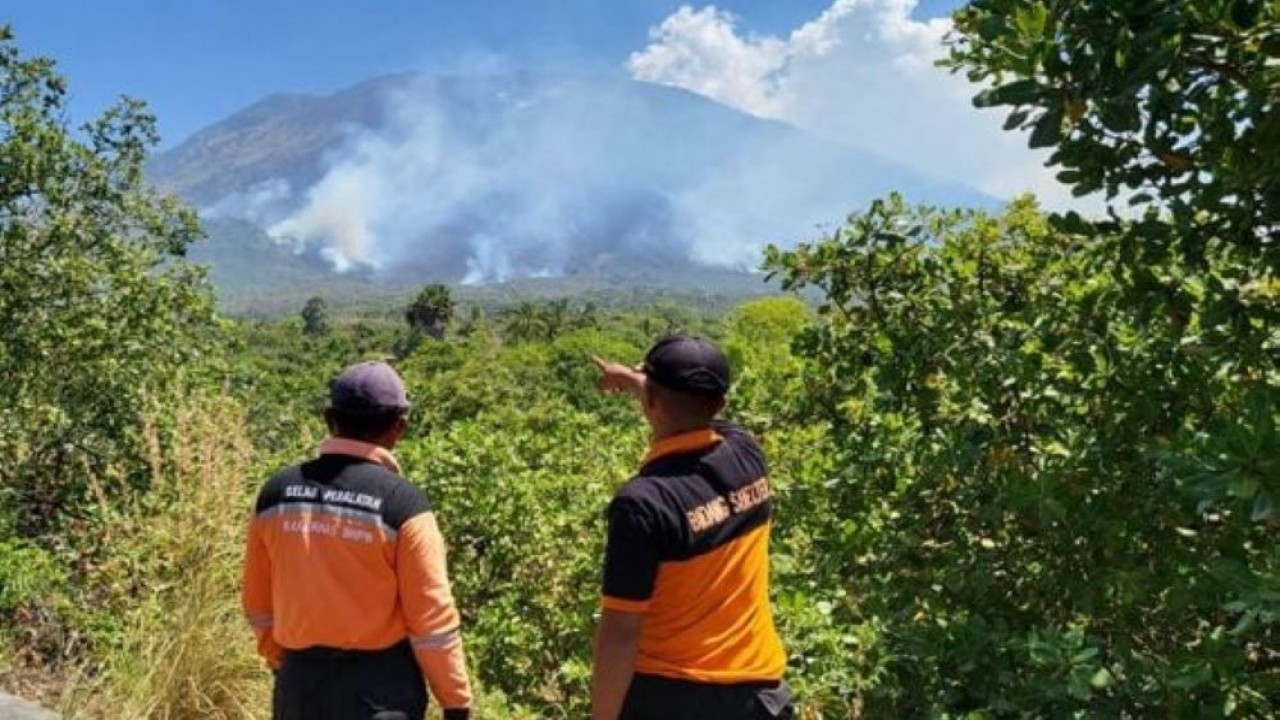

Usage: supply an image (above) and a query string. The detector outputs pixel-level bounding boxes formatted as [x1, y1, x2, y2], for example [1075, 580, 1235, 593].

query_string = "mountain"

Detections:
[150, 72, 997, 309]
[150, 74, 413, 209]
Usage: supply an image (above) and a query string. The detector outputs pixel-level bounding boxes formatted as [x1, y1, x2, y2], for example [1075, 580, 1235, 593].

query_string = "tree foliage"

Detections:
[499, 298, 603, 343]
[300, 295, 329, 336]
[405, 283, 456, 340]
[752, 2, 1279, 713]
[767, 196, 1277, 716]
[947, 1, 1278, 381]
[0, 27, 219, 538]
[950, 0, 1279, 258]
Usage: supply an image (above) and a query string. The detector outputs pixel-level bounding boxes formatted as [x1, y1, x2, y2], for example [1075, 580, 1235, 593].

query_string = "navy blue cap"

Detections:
[642, 335, 731, 397]
[329, 361, 411, 412]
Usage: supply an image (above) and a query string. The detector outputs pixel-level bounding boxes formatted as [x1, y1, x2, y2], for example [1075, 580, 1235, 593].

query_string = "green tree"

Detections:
[501, 301, 546, 343]
[760, 3, 1279, 712]
[0, 26, 220, 536]
[721, 296, 811, 429]
[766, 195, 1277, 716]
[540, 298, 572, 340]
[949, 6, 1278, 701]
[576, 301, 601, 330]
[300, 295, 329, 336]
[405, 283, 455, 340]
[950, 0, 1279, 259]
[948, 1, 1278, 379]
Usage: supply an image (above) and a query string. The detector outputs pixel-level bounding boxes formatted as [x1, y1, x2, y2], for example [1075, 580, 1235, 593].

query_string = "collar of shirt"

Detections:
[643, 429, 722, 465]
[318, 437, 403, 475]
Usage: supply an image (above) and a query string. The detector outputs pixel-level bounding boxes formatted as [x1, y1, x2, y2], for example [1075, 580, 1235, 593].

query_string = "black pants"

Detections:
[620, 673, 794, 720]
[273, 641, 427, 720]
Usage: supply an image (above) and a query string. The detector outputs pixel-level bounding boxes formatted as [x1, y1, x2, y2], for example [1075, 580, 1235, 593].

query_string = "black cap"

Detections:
[642, 335, 731, 397]
[329, 360, 411, 412]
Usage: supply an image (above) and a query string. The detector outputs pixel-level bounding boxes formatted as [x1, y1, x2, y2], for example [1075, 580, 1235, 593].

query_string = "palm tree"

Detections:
[539, 298, 572, 340]
[502, 301, 544, 343]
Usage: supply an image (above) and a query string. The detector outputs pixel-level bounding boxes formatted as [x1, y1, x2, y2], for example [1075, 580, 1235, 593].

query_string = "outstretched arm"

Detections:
[591, 355, 646, 397]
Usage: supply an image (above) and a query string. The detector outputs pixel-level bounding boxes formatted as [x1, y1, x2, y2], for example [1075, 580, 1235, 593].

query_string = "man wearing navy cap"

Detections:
[589, 336, 793, 720]
[241, 360, 473, 720]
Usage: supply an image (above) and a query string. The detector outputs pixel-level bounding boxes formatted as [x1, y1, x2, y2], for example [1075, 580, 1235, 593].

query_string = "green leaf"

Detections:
[1091, 667, 1115, 689]
[974, 80, 1042, 108]
[1003, 108, 1031, 130]
[1015, 4, 1049, 37]
[1067, 671, 1093, 700]
[1028, 107, 1064, 149]
[1072, 646, 1099, 663]
[1168, 663, 1213, 689]
[1098, 99, 1141, 133]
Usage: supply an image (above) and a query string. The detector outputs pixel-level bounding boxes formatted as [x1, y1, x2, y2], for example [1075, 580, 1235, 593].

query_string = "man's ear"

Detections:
[390, 414, 409, 442]
[640, 381, 657, 412]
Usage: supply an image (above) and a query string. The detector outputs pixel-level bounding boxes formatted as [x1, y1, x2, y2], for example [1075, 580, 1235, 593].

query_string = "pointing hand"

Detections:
[590, 355, 645, 395]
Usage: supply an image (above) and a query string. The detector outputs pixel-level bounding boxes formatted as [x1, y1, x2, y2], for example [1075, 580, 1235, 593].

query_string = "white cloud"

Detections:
[627, 7, 790, 118]
[629, 0, 1079, 208]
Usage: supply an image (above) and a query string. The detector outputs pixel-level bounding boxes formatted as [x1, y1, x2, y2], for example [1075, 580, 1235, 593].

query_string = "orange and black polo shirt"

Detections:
[601, 422, 786, 684]
[241, 440, 471, 709]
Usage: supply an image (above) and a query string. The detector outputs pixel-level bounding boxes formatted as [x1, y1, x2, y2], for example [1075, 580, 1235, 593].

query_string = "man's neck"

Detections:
[650, 422, 713, 442]
[333, 434, 396, 451]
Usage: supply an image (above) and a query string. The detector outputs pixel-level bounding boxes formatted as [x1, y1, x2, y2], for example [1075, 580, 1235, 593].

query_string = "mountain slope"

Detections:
[149, 74, 412, 207]
[151, 72, 997, 299]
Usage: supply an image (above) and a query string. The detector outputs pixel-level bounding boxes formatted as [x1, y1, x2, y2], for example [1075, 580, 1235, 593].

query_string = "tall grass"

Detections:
[62, 391, 271, 719]
[46, 387, 529, 719]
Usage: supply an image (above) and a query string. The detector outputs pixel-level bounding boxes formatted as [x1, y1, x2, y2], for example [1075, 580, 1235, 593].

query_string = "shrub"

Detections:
[765, 196, 1278, 716]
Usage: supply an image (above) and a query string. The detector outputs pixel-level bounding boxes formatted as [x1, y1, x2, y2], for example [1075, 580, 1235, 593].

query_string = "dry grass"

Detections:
[61, 390, 271, 719]
[47, 389, 523, 719]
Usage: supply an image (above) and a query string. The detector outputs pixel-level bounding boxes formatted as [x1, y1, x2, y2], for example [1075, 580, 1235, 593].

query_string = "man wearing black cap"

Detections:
[589, 336, 793, 720]
[241, 360, 473, 720]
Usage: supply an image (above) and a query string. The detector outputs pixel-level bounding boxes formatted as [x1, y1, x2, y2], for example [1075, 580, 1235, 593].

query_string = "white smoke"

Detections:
[217, 3, 1048, 280]
[261, 76, 687, 277]
[202, 178, 293, 225]
[267, 99, 455, 271]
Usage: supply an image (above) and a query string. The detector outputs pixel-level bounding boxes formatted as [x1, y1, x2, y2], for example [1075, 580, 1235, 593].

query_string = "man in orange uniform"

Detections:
[590, 336, 793, 720]
[241, 360, 472, 720]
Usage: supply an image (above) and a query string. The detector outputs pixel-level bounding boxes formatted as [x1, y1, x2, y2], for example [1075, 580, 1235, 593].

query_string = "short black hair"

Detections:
[326, 407, 406, 442]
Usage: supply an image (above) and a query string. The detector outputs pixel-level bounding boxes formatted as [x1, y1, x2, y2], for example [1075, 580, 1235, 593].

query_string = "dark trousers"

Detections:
[273, 640, 427, 720]
[620, 673, 794, 720]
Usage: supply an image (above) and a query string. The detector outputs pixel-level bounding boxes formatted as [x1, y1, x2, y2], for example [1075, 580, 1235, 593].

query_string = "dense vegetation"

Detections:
[1, 1, 1277, 718]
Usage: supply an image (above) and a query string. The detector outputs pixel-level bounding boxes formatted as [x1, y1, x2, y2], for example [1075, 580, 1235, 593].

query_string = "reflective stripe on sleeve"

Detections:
[245, 611, 274, 629]
[411, 627, 461, 651]
[601, 595, 652, 613]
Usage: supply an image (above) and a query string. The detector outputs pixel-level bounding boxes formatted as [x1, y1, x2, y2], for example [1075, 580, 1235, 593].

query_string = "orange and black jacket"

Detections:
[601, 421, 786, 683]
[241, 439, 472, 710]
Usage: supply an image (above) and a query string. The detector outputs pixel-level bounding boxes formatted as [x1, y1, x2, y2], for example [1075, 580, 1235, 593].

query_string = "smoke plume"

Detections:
[210, 70, 989, 280]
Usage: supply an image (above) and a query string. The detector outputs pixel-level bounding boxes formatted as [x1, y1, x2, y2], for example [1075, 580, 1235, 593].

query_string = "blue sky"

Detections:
[6, 0, 964, 146]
